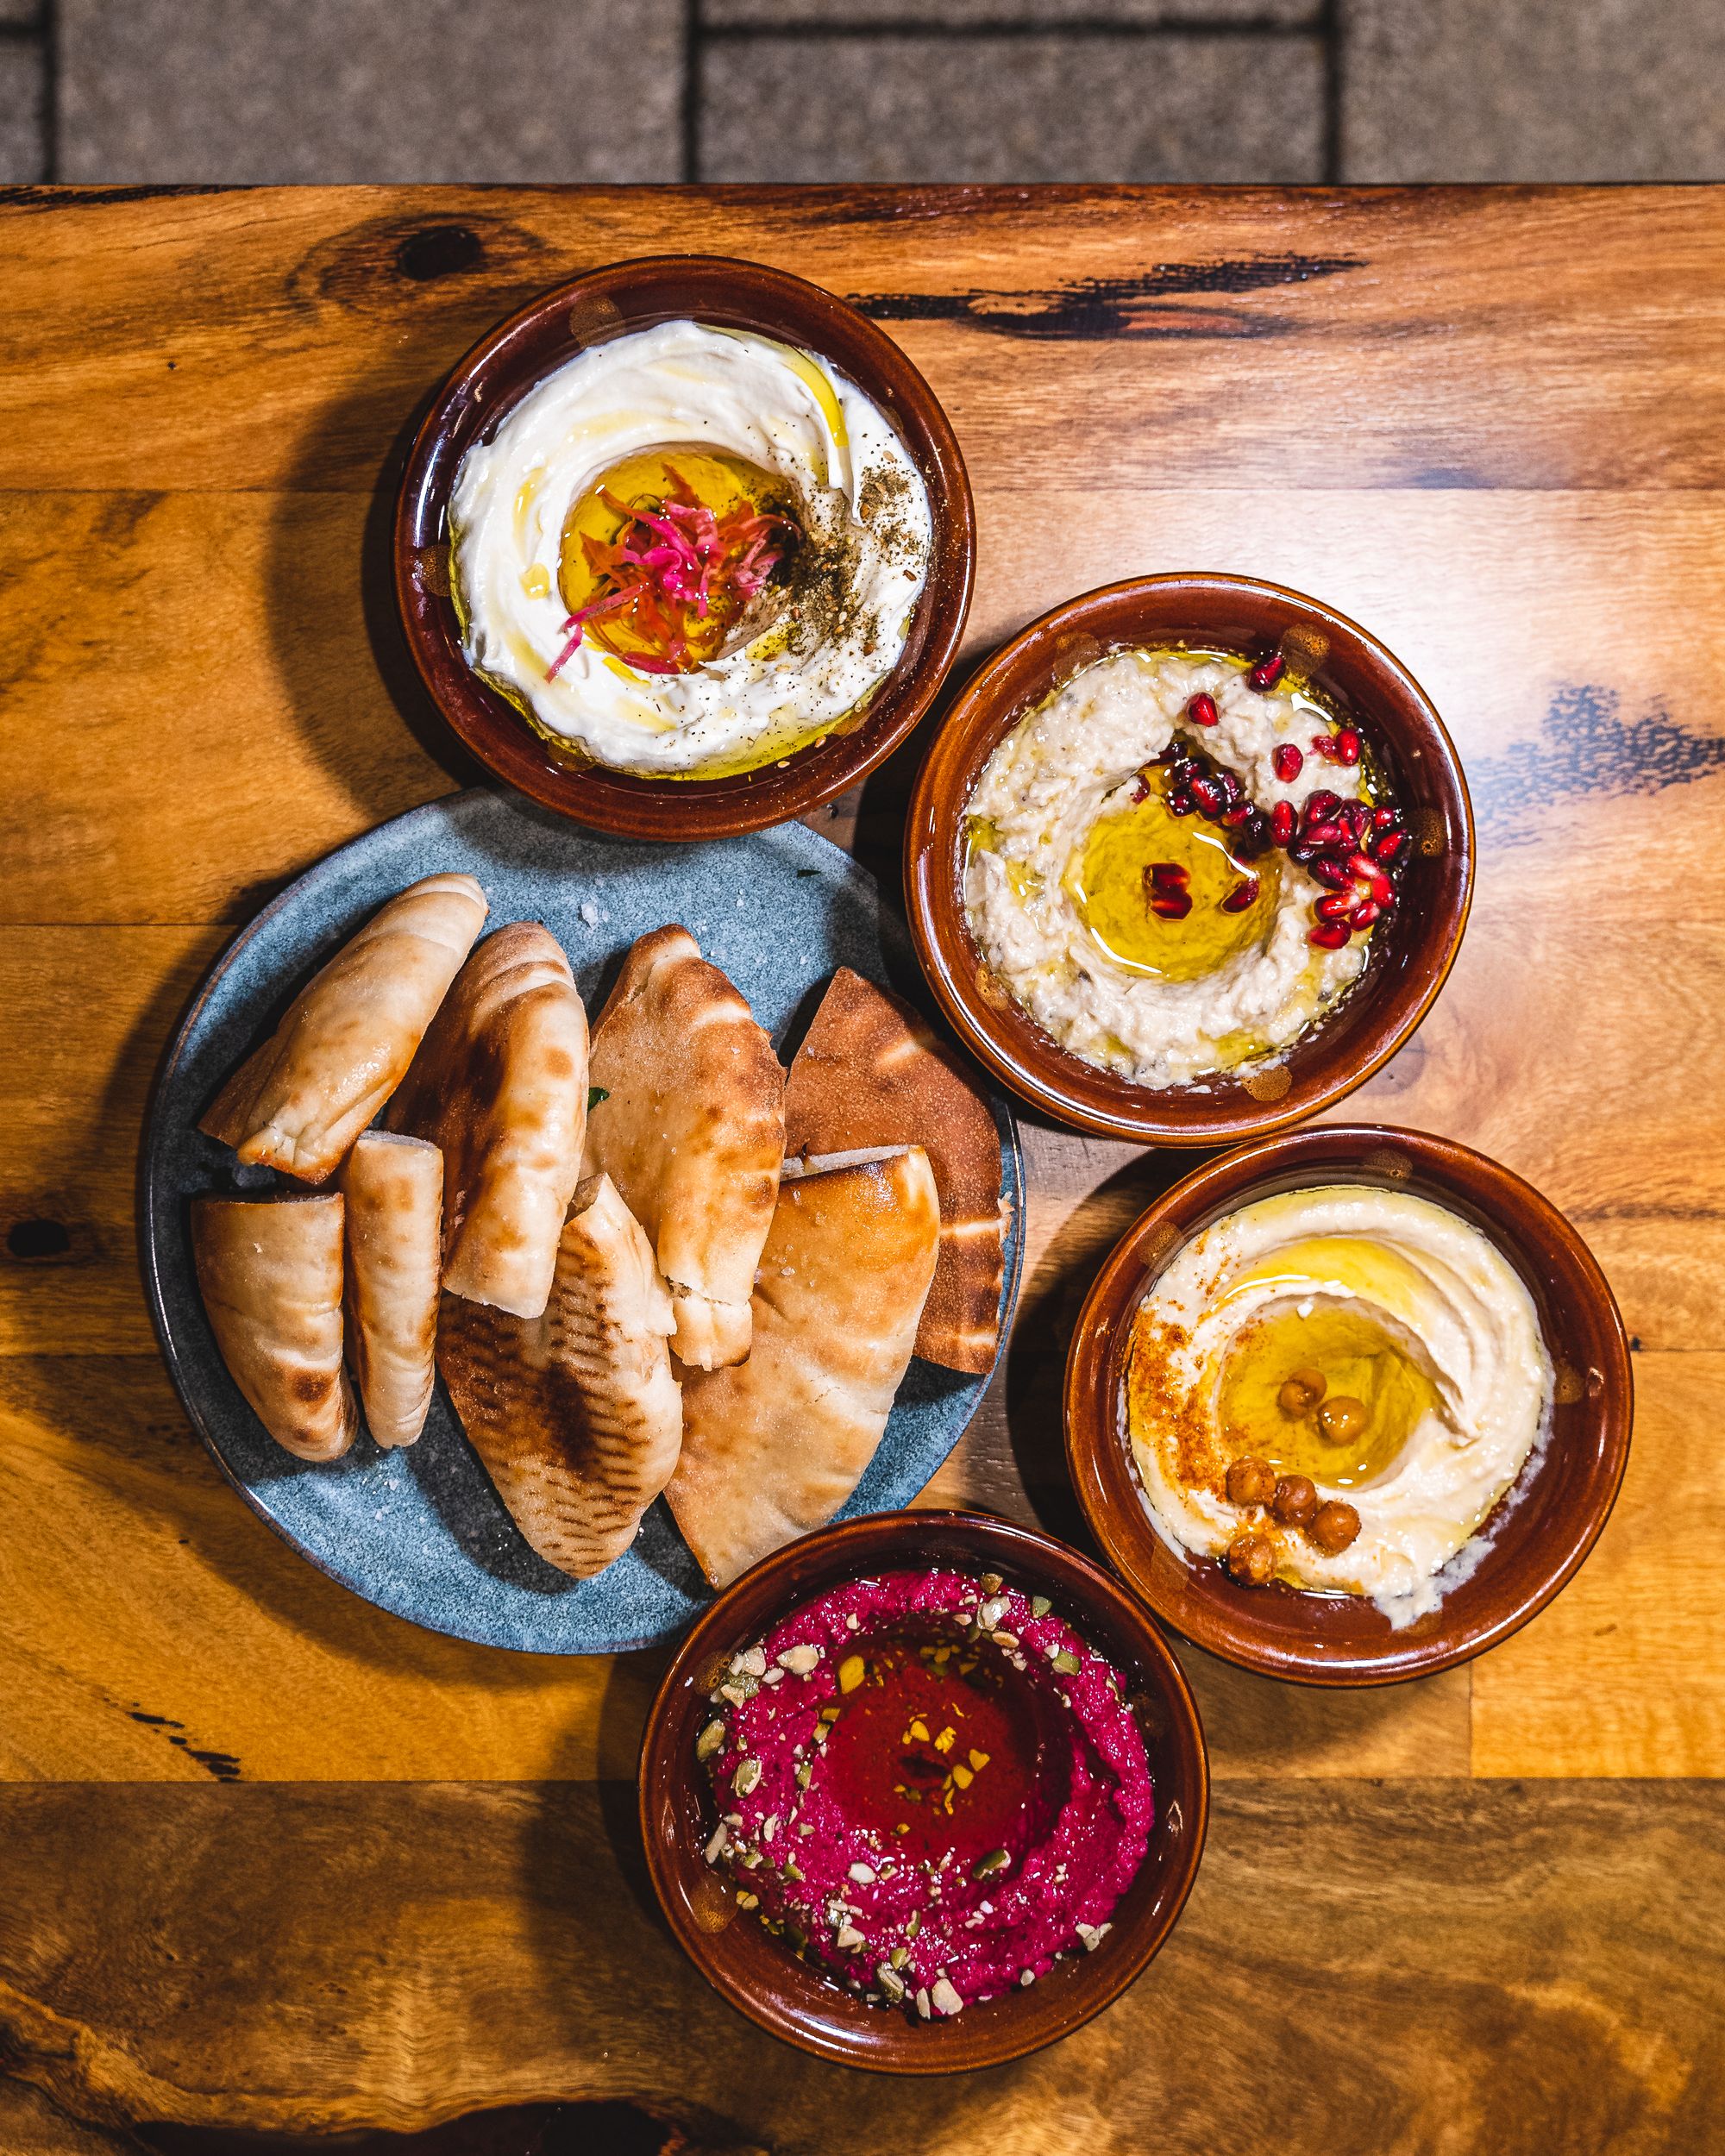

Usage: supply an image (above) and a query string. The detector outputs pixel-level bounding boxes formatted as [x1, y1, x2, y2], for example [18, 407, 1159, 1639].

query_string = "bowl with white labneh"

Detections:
[397, 255, 974, 840]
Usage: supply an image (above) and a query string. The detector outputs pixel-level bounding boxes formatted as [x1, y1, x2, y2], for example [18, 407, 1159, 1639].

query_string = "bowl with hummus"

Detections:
[1065, 1125, 1632, 1684]
[397, 255, 973, 839]
[640, 1508, 1208, 2071]
[906, 575, 1472, 1143]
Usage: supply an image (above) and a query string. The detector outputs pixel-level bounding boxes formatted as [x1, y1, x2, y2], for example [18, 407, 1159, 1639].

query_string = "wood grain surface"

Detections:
[2, 184, 1722, 2149]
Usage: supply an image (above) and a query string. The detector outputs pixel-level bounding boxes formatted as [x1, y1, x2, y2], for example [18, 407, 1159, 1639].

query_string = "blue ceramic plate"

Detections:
[142, 789, 1024, 1653]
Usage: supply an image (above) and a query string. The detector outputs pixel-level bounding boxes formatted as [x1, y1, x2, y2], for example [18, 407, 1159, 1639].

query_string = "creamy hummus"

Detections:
[1126, 1186, 1553, 1624]
[964, 649, 1383, 1087]
[451, 319, 932, 777]
[699, 1566, 1152, 2015]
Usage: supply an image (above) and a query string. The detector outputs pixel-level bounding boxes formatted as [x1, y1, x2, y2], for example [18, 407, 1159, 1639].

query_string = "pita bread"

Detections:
[437, 1173, 683, 1578]
[191, 1193, 358, 1463]
[582, 926, 785, 1371]
[784, 968, 1007, 1374]
[339, 1131, 442, 1449]
[200, 873, 486, 1184]
[667, 1149, 940, 1588]
[387, 922, 589, 1322]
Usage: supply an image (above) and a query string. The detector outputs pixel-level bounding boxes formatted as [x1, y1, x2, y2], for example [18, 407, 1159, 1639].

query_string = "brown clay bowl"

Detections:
[905, 574, 1472, 1144]
[395, 254, 974, 839]
[1064, 1125, 1633, 1686]
[638, 1509, 1208, 2072]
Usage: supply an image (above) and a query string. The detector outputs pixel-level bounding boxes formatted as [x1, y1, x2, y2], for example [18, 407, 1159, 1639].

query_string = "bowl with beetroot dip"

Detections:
[639, 1509, 1208, 2071]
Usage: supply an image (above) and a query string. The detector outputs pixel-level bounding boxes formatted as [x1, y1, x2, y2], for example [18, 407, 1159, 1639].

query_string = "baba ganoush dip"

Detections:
[964, 647, 1410, 1087]
[451, 319, 932, 778]
[1126, 1186, 1554, 1624]
[698, 1567, 1152, 2017]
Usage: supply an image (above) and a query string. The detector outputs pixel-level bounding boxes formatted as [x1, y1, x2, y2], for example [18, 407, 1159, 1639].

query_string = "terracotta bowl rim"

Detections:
[904, 572, 1474, 1144]
[1063, 1122, 1634, 1687]
[637, 1507, 1210, 2073]
[394, 251, 975, 840]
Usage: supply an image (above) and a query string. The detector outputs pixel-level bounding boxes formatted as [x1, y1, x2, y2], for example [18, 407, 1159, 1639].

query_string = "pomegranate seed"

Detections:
[1350, 853, 1395, 904]
[1270, 800, 1296, 846]
[1216, 767, 1244, 805]
[1222, 801, 1253, 827]
[1310, 733, 1337, 761]
[1306, 789, 1340, 824]
[1167, 789, 1195, 817]
[1303, 820, 1346, 849]
[1333, 727, 1362, 766]
[1372, 828, 1408, 864]
[1315, 893, 1352, 921]
[1130, 775, 1151, 803]
[1309, 854, 1354, 890]
[1372, 805, 1400, 830]
[1288, 839, 1320, 865]
[1148, 860, 1189, 889]
[1273, 743, 1303, 783]
[1248, 654, 1286, 691]
[1308, 920, 1352, 950]
[1150, 889, 1193, 921]
[1235, 824, 1272, 860]
[1351, 899, 1383, 929]
[1337, 802, 1370, 843]
[1189, 774, 1226, 816]
[1189, 693, 1220, 727]
[1220, 877, 1261, 912]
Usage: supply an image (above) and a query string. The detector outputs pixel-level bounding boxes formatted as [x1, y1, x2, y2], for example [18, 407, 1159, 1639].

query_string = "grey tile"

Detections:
[0, 38, 45, 182]
[706, 0, 1318, 22]
[1341, 0, 1725, 180]
[0, 0, 43, 25]
[700, 32, 1326, 181]
[58, 0, 687, 183]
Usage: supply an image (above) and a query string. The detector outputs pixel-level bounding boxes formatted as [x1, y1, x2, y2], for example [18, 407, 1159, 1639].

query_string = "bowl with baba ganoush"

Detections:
[397, 255, 974, 839]
[1064, 1125, 1633, 1685]
[640, 1509, 1208, 2071]
[906, 576, 1472, 1143]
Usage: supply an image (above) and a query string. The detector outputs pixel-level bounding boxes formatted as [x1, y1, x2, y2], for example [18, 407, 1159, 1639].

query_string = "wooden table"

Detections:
[3, 185, 1722, 2154]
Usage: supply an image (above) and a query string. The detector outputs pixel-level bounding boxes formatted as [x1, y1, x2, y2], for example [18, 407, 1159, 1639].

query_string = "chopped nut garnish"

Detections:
[907, 1717, 931, 1743]
[931, 1977, 964, 2016]
[991, 1631, 1019, 1649]
[933, 1726, 957, 1753]
[969, 1749, 990, 1772]
[795, 1759, 813, 1789]
[1051, 1648, 1081, 1676]
[977, 1596, 1008, 1631]
[733, 1758, 762, 1797]
[1019, 1968, 1036, 1987]
[915, 1987, 932, 2020]
[835, 1924, 866, 1952]
[950, 1763, 974, 1791]
[978, 1572, 1003, 1594]
[889, 1945, 910, 1969]
[906, 1910, 922, 1939]
[849, 1862, 877, 1885]
[1031, 1595, 1052, 1618]
[777, 1643, 821, 1676]
[837, 1653, 866, 1694]
[703, 1823, 728, 1865]
[735, 1645, 768, 1678]
[736, 1890, 759, 1910]
[972, 1847, 1012, 1879]
[695, 1719, 725, 1762]
[877, 1965, 906, 2002]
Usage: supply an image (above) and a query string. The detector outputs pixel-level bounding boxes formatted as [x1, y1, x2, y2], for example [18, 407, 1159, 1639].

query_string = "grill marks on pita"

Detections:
[199, 873, 486, 1185]
[667, 1149, 942, 1588]
[784, 968, 1007, 1374]
[583, 926, 785, 1372]
[191, 1193, 359, 1463]
[436, 1173, 683, 1578]
[340, 1131, 442, 1448]
[387, 923, 590, 1322]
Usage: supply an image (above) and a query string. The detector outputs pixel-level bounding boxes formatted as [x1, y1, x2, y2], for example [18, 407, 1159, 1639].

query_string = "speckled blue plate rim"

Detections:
[141, 787, 1025, 1657]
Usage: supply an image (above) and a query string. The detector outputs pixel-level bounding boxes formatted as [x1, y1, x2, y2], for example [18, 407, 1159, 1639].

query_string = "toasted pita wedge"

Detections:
[200, 873, 487, 1184]
[667, 1148, 940, 1588]
[191, 1193, 358, 1463]
[339, 1131, 442, 1448]
[437, 1173, 683, 1578]
[387, 922, 589, 1322]
[784, 968, 1006, 1375]
[583, 925, 785, 1371]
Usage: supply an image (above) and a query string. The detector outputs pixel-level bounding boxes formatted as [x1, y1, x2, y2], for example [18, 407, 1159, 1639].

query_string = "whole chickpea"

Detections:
[1224, 1456, 1277, 1507]
[1225, 1532, 1276, 1588]
[1271, 1474, 1319, 1527]
[1309, 1500, 1362, 1556]
[1316, 1395, 1367, 1445]
[1277, 1365, 1328, 1418]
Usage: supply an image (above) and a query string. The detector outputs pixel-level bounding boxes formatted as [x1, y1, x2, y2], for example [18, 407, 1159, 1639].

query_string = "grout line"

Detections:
[702, 17, 1324, 41]
[41, 0, 57, 183]
[682, 0, 702, 185]
[1320, 0, 1343, 184]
